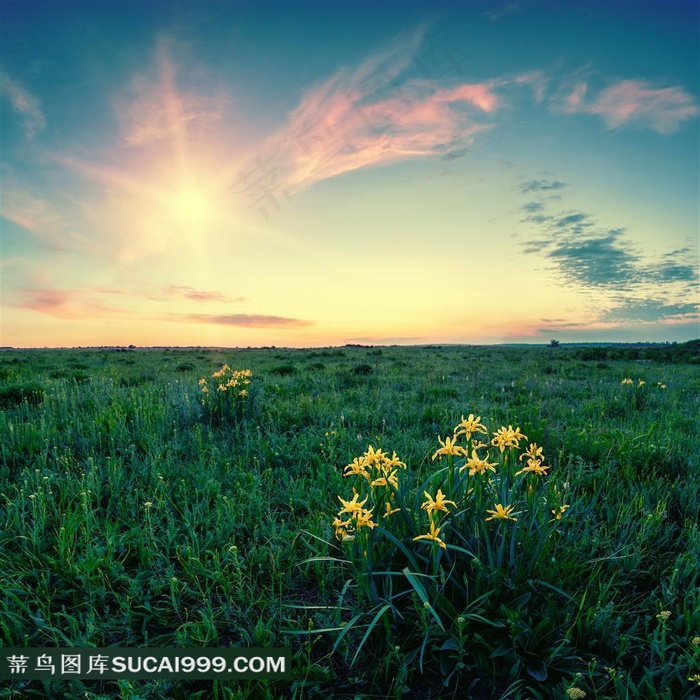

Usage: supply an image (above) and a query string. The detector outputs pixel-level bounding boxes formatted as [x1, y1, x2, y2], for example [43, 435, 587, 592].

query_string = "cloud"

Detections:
[345, 336, 425, 344]
[11, 288, 127, 319]
[518, 181, 700, 327]
[546, 228, 641, 288]
[0, 70, 46, 138]
[486, 3, 521, 21]
[175, 313, 314, 329]
[163, 285, 243, 303]
[554, 79, 698, 133]
[521, 201, 544, 212]
[0, 173, 85, 251]
[599, 299, 699, 323]
[114, 35, 228, 146]
[242, 27, 524, 194]
[520, 180, 567, 193]
[645, 249, 699, 284]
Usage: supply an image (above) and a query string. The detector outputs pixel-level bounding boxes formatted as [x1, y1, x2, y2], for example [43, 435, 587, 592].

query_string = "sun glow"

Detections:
[170, 185, 213, 225]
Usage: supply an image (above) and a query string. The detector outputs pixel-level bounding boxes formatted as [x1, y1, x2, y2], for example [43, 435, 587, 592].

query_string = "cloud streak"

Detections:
[11, 288, 127, 319]
[486, 3, 522, 22]
[174, 313, 314, 329]
[244, 28, 545, 194]
[163, 286, 243, 303]
[554, 79, 698, 133]
[114, 35, 228, 147]
[0, 70, 46, 138]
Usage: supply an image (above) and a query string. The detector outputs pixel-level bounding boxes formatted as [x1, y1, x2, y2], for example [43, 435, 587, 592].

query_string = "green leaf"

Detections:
[331, 611, 365, 653]
[375, 526, 422, 570]
[526, 660, 548, 681]
[402, 567, 444, 631]
[351, 604, 392, 666]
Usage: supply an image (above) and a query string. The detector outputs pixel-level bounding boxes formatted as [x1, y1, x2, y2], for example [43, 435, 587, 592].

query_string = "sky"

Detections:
[1, 0, 699, 347]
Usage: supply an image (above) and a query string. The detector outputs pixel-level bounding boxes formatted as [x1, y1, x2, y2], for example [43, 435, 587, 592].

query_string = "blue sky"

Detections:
[1, 0, 698, 346]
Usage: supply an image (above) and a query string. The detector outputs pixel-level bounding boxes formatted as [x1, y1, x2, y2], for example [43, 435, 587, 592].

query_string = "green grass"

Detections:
[0, 343, 699, 699]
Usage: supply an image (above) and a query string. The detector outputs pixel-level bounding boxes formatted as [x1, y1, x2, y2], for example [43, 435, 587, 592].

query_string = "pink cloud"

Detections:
[174, 313, 313, 328]
[0, 177, 86, 252]
[114, 35, 228, 147]
[243, 31, 509, 194]
[555, 79, 698, 133]
[12, 288, 127, 319]
[163, 285, 243, 303]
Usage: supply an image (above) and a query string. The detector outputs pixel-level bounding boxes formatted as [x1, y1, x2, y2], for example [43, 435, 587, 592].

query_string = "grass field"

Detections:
[1, 342, 699, 699]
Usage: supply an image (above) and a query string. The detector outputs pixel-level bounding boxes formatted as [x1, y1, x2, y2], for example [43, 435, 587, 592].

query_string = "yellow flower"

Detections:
[421, 488, 456, 514]
[460, 450, 497, 476]
[656, 610, 671, 622]
[332, 516, 351, 530]
[621, 378, 633, 385]
[691, 636, 700, 646]
[337, 491, 369, 516]
[218, 384, 227, 392]
[485, 503, 518, 522]
[432, 435, 467, 460]
[454, 414, 488, 440]
[383, 451, 407, 470]
[515, 458, 550, 477]
[657, 382, 667, 389]
[363, 445, 388, 467]
[201, 386, 209, 393]
[491, 425, 527, 452]
[198, 378, 207, 385]
[689, 673, 700, 682]
[566, 689, 586, 699]
[355, 508, 378, 530]
[371, 468, 398, 490]
[520, 443, 544, 462]
[551, 504, 570, 520]
[471, 440, 488, 451]
[239, 389, 248, 397]
[344, 457, 370, 479]
[383, 501, 401, 518]
[413, 521, 446, 549]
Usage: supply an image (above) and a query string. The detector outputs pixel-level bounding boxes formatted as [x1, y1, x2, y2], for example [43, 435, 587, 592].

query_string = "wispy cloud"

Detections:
[12, 288, 127, 319]
[163, 285, 243, 303]
[520, 180, 567, 193]
[486, 3, 522, 22]
[554, 79, 698, 133]
[114, 35, 228, 147]
[0, 173, 85, 251]
[345, 336, 425, 344]
[0, 70, 46, 139]
[244, 29, 547, 194]
[173, 313, 314, 328]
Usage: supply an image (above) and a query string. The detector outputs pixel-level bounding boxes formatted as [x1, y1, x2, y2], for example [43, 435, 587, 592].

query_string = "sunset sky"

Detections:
[2, 0, 698, 347]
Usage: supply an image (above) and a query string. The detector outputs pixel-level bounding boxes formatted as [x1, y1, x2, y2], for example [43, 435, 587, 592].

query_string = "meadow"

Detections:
[0, 342, 699, 700]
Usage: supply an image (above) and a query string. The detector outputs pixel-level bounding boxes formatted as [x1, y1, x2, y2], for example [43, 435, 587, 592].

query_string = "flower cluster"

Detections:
[621, 377, 666, 389]
[198, 365, 252, 422]
[333, 446, 407, 541]
[515, 443, 550, 476]
[333, 414, 570, 553]
[200, 365, 252, 397]
[333, 490, 377, 542]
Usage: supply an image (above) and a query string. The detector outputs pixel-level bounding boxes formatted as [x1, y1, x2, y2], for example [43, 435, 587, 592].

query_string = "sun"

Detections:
[170, 186, 212, 225]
